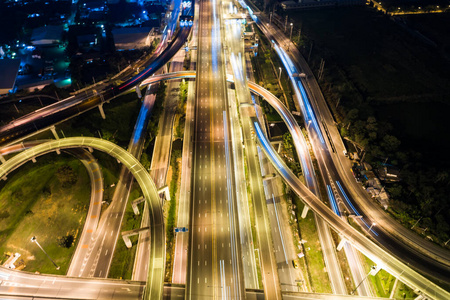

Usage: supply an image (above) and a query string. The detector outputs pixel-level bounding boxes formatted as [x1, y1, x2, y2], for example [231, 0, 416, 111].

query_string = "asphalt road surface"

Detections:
[186, 0, 244, 298]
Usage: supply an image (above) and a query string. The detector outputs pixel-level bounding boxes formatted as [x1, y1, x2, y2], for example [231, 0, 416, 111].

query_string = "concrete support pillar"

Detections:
[2, 175, 7, 181]
[0, 154, 6, 164]
[87, 147, 93, 153]
[32, 157, 37, 163]
[131, 196, 145, 215]
[262, 173, 277, 182]
[56, 148, 61, 155]
[158, 185, 170, 201]
[122, 235, 132, 249]
[98, 104, 106, 120]
[337, 238, 346, 251]
[271, 141, 282, 153]
[50, 126, 59, 140]
[136, 85, 142, 98]
[121, 227, 149, 248]
[301, 205, 309, 219]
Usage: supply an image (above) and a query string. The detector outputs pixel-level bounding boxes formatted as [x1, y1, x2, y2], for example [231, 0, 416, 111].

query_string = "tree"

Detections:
[102, 130, 116, 144]
[346, 108, 359, 122]
[56, 165, 77, 188]
[435, 171, 449, 184]
[0, 211, 10, 220]
[366, 116, 377, 132]
[381, 134, 400, 153]
[58, 234, 74, 248]
[283, 132, 293, 151]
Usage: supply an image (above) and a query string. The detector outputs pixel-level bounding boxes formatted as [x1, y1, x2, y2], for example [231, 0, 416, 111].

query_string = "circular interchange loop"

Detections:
[0, 137, 164, 300]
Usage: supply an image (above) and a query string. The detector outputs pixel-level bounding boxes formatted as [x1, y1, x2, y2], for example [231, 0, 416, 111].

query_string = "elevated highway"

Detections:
[243, 0, 450, 283]
[1, 72, 449, 299]
[251, 117, 450, 300]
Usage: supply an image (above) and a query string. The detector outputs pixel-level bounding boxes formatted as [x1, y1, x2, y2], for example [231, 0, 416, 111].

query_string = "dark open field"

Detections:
[288, 7, 450, 165]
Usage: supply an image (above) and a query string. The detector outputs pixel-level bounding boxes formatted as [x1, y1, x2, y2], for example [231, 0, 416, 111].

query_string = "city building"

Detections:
[31, 25, 64, 46]
[0, 59, 21, 95]
[112, 27, 155, 50]
[280, 0, 365, 10]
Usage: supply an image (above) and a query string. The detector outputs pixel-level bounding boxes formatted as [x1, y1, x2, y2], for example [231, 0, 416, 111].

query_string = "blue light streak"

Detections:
[211, 0, 220, 73]
[132, 92, 151, 144]
[327, 185, 340, 216]
[271, 42, 325, 144]
[254, 121, 283, 170]
[336, 181, 360, 216]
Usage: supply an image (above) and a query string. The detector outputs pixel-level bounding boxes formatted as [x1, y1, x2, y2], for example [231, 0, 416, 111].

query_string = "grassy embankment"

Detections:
[0, 154, 90, 274]
[107, 186, 142, 279]
[363, 256, 417, 299]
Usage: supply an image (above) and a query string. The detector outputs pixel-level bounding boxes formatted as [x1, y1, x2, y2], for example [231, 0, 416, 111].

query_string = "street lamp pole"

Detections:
[30, 236, 60, 270]
[368, 222, 376, 232]
[411, 216, 423, 229]
[351, 266, 376, 295]
[290, 23, 293, 40]
[278, 67, 282, 79]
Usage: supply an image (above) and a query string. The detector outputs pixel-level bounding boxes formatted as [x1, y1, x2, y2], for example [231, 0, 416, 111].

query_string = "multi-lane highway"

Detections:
[172, 0, 199, 284]
[249, 7, 450, 283]
[2, 65, 449, 298]
[69, 83, 159, 280]
[224, 10, 259, 291]
[187, 0, 244, 298]
[2, 0, 450, 295]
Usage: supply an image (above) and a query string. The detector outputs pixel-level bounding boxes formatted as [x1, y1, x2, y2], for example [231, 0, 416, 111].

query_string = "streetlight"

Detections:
[30, 236, 60, 270]
[278, 67, 282, 79]
[289, 23, 293, 40]
[411, 216, 422, 229]
[351, 265, 376, 295]
[368, 222, 376, 232]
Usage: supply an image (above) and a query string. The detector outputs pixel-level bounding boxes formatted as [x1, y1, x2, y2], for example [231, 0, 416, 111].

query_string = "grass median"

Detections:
[108, 185, 142, 279]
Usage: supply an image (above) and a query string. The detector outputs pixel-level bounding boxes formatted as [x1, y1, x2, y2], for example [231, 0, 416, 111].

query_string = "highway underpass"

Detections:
[1, 72, 449, 299]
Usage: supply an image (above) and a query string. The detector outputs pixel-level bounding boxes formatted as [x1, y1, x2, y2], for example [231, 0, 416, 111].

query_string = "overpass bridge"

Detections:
[1, 72, 449, 299]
